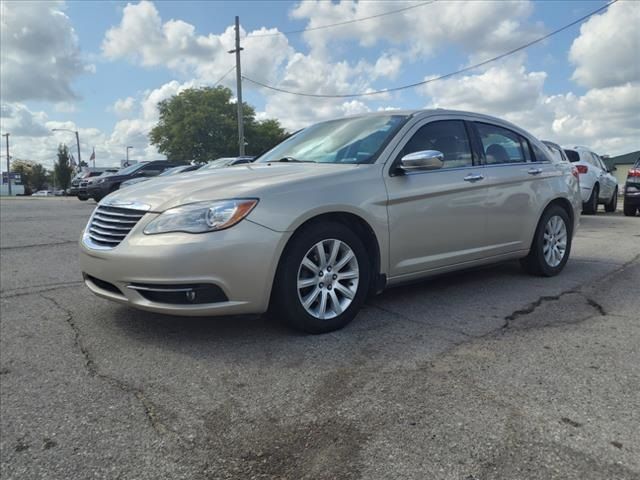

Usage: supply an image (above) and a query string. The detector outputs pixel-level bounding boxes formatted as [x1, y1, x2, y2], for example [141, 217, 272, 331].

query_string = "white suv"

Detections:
[563, 146, 618, 214]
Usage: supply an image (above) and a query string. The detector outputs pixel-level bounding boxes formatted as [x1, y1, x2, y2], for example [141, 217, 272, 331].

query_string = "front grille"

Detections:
[87, 205, 147, 248]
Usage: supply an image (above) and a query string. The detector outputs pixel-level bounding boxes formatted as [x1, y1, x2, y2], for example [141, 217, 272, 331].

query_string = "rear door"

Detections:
[384, 117, 488, 278]
[471, 122, 556, 256]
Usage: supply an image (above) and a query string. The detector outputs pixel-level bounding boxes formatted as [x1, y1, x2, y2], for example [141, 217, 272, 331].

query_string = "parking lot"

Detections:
[0, 197, 638, 480]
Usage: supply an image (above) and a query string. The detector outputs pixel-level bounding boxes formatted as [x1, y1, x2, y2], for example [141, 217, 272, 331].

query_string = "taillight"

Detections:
[576, 165, 588, 174]
[628, 168, 640, 177]
[571, 166, 580, 180]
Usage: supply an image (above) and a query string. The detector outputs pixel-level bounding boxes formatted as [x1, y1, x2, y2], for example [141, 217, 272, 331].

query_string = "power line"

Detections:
[249, 0, 437, 37]
[213, 65, 236, 87]
[242, 0, 618, 99]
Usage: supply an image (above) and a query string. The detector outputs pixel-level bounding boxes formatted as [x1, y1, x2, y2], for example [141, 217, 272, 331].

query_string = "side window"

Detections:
[399, 120, 473, 169]
[592, 153, 606, 171]
[476, 123, 528, 164]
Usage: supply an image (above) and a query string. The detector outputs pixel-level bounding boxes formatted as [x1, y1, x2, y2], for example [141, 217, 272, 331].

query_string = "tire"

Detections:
[77, 195, 88, 201]
[623, 201, 637, 217]
[520, 205, 572, 277]
[582, 184, 598, 215]
[271, 221, 371, 334]
[604, 187, 618, 212]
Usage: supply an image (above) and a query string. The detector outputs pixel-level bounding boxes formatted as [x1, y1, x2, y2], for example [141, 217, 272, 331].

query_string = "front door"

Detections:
[384, 118, 488, 279]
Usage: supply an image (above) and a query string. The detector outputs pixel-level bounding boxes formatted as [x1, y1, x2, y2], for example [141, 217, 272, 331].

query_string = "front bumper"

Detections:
[80, 215, 290, 317]
[87, 183, 110, 199]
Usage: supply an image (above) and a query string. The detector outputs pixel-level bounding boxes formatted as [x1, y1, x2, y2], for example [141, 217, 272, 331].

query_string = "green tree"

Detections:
[54, 144, 73, 190]
[149, 86, 287, 163]
[11, 159, 49, 193]
[31, 163, 49, 191]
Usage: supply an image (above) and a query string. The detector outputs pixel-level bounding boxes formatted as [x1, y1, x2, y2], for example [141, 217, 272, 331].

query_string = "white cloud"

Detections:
[422, 59, 547, 113]
[290, 0, 541, 60]
[111, 96, 136, 117]
[1, 103, 51, 137]
[569, 0, 640, 89]
[420, 59, 639, 156]
[0, 1, 91, 102]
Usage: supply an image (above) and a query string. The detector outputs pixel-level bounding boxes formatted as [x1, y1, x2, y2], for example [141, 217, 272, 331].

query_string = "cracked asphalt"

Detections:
[1, 197, 639, 480]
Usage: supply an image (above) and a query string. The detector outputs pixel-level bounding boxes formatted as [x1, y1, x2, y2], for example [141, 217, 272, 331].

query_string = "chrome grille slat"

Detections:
[89, 226, 127, 238]
[93, 213, 140, 224]
[85, 205, 147, 248]
[91, 219, 133, 231]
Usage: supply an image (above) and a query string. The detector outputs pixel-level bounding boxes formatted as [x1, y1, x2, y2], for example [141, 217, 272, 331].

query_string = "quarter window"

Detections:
[476, 123, 528, 164]
[399, 120, 473, 169]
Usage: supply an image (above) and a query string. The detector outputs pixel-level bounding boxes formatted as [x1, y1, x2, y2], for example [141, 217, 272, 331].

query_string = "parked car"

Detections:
[76, 169, 119, 200]
[71, 168, 118, 198]
[86, 160, 184, 201]
[563, 146, 618, 214]
[200, 156, 255, 170]
[80, 110, 581, 334]
[623, 157, 640, 216]
[32, 190, 52, 197]
[120, 164, 202, 189]
[542, 141, 570, 163]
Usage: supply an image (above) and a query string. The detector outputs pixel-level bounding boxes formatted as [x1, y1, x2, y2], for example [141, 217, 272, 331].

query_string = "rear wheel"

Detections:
[623, 201, 637, 216]
[77, 194, 88, 201]
[271, 222, 370, 334]
[520, 205, 572, 277]
[582, 184, 598, 215]
[604, 187, 618, 212]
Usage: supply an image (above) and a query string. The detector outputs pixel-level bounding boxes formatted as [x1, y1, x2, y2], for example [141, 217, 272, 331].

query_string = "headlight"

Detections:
[143, 199, 258, 234]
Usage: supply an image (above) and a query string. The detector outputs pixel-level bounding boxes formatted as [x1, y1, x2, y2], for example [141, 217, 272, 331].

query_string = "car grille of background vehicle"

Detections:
[87, 206, 146, 248]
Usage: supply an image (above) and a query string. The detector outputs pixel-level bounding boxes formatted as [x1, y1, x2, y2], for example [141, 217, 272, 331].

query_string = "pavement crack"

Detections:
[1, 281, 84, 299]
[0, 240, 78, 251]
[39, 293, 170, 437]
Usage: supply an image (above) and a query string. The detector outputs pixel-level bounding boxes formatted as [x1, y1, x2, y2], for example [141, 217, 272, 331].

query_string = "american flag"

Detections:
[89, 148, 96, 162]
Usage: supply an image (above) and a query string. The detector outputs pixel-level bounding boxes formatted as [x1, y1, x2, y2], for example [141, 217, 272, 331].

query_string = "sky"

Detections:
[1, 0, 639, 170]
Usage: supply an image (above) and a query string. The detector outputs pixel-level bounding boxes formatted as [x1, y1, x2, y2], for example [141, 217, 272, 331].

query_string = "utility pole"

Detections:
[74, 130, 82, 167]
[229, 16, 245, 156]
[2, 133, 10, 196]
[126, 146, 133, 165]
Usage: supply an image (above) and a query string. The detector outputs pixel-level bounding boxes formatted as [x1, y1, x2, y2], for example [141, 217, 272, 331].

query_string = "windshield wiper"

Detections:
[274, 157, 314, 163]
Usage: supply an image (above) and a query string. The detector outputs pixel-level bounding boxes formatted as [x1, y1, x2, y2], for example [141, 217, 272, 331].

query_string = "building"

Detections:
[603, 150, 640, 186]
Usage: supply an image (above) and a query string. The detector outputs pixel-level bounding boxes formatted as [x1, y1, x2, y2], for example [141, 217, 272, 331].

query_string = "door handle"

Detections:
[463, 173, 484, 182]
[527, 168, 543, 175]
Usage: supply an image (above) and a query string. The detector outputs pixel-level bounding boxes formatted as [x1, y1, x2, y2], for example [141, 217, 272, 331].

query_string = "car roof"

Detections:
[337, 109, 537, 139]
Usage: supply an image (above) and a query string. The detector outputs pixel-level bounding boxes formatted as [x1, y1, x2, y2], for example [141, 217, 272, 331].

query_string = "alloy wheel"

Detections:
[297, 239, 359, 320]
[543, 215, 568, 267]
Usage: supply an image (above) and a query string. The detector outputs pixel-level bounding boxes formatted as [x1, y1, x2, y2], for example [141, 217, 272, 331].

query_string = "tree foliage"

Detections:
[149, 86, 288, 163]
[54, 144, 73, 190]
[11, 159, 49, 193]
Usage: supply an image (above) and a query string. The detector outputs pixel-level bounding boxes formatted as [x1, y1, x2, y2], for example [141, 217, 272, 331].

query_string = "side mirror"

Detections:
[610, 166, 617, 172]
[400, 150, 444, 171]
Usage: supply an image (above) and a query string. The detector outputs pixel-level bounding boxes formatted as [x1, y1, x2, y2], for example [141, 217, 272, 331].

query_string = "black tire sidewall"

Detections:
[274, 222, 371, 334]
[532, 206, 573, 276]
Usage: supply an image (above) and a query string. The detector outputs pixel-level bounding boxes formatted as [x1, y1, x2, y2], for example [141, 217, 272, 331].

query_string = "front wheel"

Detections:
[604, 187, 618, 212]
[271, 222, 370, 334]
[520, 205, 572, 277]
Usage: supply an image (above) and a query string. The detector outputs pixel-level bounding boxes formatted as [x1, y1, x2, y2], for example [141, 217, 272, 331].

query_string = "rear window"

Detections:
[564, 149, 580, 162]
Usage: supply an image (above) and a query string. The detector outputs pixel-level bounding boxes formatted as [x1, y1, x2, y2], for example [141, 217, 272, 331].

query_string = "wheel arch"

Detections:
[527, 197, 575, 252]
[271, 211, 383, 303]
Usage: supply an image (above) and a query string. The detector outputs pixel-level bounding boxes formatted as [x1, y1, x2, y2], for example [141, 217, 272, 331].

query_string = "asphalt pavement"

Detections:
[1, 197, 638, 480]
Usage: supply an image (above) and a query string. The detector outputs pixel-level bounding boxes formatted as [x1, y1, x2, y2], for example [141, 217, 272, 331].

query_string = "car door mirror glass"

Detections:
[400, 150, 444, 171]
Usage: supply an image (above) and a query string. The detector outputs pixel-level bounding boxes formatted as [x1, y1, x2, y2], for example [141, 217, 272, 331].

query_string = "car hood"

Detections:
[101, 163, 362, 212]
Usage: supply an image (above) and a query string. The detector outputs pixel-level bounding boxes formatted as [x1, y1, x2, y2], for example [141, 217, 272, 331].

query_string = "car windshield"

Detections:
[117, 163, 146, 175]
[256, 115, 408, 164]
[202, 158, 236, 169]
[158, 166, 185, 176]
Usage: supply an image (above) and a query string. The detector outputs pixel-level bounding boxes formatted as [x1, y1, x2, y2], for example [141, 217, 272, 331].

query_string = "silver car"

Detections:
[80, 110, 581, 333]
